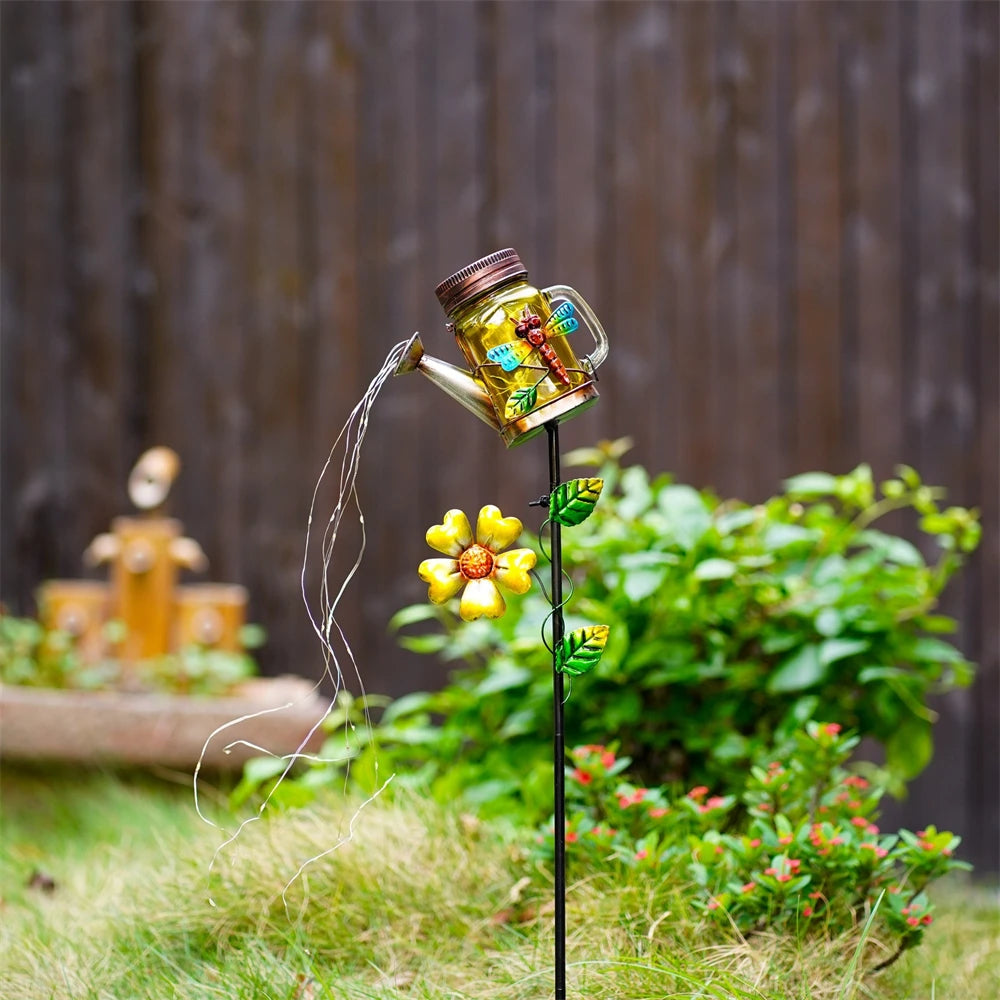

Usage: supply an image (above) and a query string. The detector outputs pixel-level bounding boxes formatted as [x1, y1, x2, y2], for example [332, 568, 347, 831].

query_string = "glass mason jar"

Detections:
[435, 249, 609, 447]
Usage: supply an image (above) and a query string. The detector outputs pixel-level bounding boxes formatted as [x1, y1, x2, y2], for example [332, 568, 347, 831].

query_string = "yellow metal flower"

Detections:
[418, 506, 536, 621]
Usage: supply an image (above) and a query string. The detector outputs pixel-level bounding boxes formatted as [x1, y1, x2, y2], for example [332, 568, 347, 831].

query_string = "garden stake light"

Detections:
[398, 248, 612, 1000]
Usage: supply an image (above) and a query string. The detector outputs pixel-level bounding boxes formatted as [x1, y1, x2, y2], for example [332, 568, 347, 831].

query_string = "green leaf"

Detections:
[556, 625, 610, 676]
[815, 607, 843, 637]
[763, 523, 821, 551]
[474, 665, 534, 696]
[504, 385, 538, 420]
[549, 478, 604, 526]
[379, 691, 435, 723]
[693, 558, 737, 581]
[783, 471, 839, 496]
[388, 603, 442, 631]
[909, 637, 967, 664]
[767, 645, 827, 693]
[622, 567, 668, 602]
[856, 529, 925, 567]
[657, 485, 711, 550]
[818, 637, 869, 666]
[886, 715, 933, 780]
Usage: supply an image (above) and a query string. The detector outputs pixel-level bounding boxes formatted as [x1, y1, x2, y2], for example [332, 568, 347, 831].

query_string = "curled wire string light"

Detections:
[195, 341, 409, 907]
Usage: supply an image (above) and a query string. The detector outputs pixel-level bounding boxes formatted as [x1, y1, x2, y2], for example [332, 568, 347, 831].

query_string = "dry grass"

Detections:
[1, 766, 996, 999]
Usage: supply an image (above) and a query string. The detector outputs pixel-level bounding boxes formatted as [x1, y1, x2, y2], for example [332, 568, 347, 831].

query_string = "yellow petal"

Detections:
[426, 509, 473, 557]
[475, 505, 523, 553]
[418, 559, 464, 603]
[493, 548, 537, 594]
[459, 578, 506, 621]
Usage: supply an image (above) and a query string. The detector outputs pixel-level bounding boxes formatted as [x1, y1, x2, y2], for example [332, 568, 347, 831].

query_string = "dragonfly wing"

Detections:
[487, 340, 532, 371]
[545, 301, 578, 337]
[546, 316, 578, 337]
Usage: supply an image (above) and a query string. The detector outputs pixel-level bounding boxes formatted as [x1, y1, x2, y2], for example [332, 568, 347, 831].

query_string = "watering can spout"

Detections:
[395, 333, 501, 432]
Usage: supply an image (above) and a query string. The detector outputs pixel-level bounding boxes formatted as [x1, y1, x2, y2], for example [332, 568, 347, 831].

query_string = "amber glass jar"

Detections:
[435, 249, 609, 447]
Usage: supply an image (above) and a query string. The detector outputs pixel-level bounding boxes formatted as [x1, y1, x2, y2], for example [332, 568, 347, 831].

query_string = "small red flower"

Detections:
[808, 891, 823, 900]
[764, 867, 778, 876]
[565, 831, 578, 843]
[822, 723, 842, 736]
[572, 768, 593, 785]
[707, 898, 721, 911]
[922, 914, 933, 925]
[649, 807, 669, 818]
[851, 816, 869, 828]
[749, 838, 762, 848]
[778, 834, 793, 845]
[741, 882, 756, 893]
[777, 873, 792, 883]
[600, 750, 616, 768]
[635, 849, 648, 861]
[906, 916, 920, 927]
[688, 785, 709, 801]
[803, 906, 814, 917]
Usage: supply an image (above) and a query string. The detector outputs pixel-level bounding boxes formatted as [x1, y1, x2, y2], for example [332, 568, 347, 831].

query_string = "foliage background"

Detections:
[1, 1, 997, 868]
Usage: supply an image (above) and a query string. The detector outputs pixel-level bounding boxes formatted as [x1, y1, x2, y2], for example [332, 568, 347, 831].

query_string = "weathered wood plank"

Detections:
[671, 2, 716, 486]
[898, 0, 973, 845]
[606, 1, 669, 467]
[733, 1, 784, 500]
[62, 0, 133, 558]
[240, 0, 309, 674]
[791, 1, 842, 472]
[966, 0, 999, 871]
[552, 0, 605, 456]
[710, 0, 743, 497]
[852, 1, 904, 477]
[0, 1, 72, 606]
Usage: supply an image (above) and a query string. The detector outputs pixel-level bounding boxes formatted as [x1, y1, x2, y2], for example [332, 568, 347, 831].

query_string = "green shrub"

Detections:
[532, 721, 969, 969]
[0, 613, 262, 697]
[376, 449, 978, 809]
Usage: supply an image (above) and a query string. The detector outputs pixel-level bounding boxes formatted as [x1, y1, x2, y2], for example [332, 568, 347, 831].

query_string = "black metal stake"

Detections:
[546, 420, 567, 999]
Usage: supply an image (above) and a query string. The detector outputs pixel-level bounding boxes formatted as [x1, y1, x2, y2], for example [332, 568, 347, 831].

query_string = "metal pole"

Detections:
[546, 420, 566, 1000]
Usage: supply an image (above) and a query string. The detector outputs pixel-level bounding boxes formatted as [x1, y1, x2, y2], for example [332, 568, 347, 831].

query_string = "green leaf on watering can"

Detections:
[549, 478, 604, 527]
[556, 625, 610, 676]
[504, 385, 538, 421]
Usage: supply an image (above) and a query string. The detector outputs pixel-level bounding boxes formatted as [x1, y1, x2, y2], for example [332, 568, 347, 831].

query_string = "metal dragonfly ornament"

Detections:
[488, 301, 578, 383]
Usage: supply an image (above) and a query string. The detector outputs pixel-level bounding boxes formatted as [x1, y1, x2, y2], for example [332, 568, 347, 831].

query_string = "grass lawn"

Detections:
[1, 765, 996, 999]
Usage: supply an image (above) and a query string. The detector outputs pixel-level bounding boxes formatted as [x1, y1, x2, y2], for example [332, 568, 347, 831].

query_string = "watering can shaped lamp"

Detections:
[395, 248, 609, 447]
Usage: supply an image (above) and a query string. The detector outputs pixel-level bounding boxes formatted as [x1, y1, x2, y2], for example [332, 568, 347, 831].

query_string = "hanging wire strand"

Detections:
[195, 340, 408, 908]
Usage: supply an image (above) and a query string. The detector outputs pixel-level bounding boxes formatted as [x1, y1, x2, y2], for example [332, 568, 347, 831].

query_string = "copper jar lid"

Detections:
[434, 248, 528, 316]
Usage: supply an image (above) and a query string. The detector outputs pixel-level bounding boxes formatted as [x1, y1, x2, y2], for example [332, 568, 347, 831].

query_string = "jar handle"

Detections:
[542, 284, 609, 374]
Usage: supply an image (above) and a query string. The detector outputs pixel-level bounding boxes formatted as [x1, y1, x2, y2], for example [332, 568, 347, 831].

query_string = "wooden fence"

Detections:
[2, 1, 997, 868]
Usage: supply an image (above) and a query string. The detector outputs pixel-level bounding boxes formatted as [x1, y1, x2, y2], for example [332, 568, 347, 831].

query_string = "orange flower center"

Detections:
[458, 544, 494, 580]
